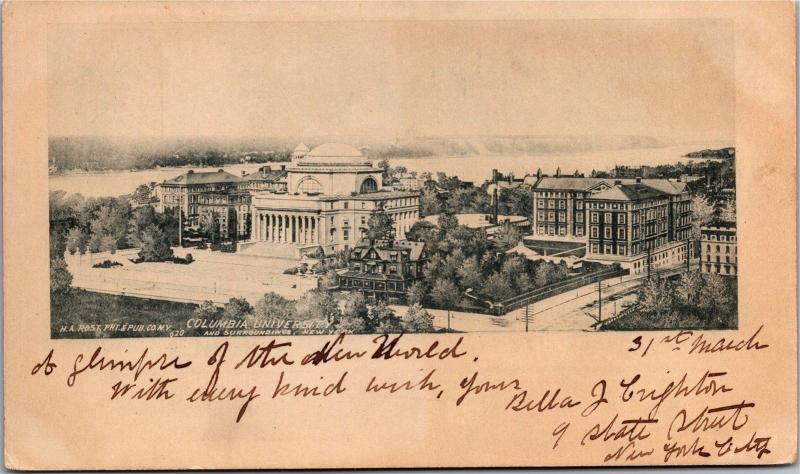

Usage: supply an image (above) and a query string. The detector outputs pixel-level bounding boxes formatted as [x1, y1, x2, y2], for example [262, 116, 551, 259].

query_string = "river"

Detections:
[49, 143, 729, 197]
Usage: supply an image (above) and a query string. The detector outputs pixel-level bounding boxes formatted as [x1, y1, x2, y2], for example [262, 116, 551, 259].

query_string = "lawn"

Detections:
[51, 289, 206, 338]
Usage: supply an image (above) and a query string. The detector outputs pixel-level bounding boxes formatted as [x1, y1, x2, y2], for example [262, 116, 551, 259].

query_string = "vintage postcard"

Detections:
[4, 1, 797, 469]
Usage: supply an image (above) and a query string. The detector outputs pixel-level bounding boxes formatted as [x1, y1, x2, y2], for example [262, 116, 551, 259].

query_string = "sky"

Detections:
[48, 20, 735, 142]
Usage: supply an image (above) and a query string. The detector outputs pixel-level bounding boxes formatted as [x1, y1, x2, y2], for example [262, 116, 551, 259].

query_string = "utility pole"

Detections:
[597, 279, 602, 324]
[178, 208, 183, 247]
[685, 238, 691, 272]
[525, 302, 530, 332]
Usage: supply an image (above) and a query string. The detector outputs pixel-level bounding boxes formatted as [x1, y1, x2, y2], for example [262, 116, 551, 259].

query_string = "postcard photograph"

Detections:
[48, 19, 738, 339]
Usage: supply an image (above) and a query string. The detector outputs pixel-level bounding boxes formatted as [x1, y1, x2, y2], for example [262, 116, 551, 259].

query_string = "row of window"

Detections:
[705, 244, 737, 253]
[704, 264, 735, 275]
[590, 243, 628, 256]
[590, 226, 626, 239]
[339, 279, 406, 292]
[703, 233, 737, 242]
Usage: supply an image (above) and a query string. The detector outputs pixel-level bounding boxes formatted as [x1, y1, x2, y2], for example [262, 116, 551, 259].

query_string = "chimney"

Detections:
[635, 177, 642, 183]
[536, 168, 542, 179]
[187, 170, 194, 174]
[556, 167, 562, 177]
[614, 180, 622, 186]
[280, 165, 286, 171]
[491, 169, 499, 184]
[241, 170, 247, 177]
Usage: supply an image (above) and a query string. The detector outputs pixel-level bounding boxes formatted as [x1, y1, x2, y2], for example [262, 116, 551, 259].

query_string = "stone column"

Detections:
[253, 212, 259, 241]
[299, 216, 305, 244]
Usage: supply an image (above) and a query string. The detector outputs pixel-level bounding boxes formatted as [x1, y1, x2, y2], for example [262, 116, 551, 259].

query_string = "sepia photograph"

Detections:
[48, 19, 738, 339]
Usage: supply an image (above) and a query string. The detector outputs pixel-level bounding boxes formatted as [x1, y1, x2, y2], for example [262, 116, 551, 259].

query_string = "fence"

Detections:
[594, 301, 640, 330]
[492, 267, 629, 315]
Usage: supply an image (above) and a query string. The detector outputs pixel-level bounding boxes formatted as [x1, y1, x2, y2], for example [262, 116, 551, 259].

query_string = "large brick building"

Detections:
[529, 174, 692, 273]
[584, 181, 691, 275]
[155, 169, 249, 236]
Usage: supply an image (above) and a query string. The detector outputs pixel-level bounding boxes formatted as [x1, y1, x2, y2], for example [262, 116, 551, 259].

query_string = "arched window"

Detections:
[297, 177, 322, 194]
[360, 177, 378, 194]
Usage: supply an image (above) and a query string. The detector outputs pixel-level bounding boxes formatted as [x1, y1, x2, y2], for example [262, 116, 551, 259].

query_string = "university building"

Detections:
[700, 222, 737, 277]
[243, 143, 420, 258]
[195, 191, 251, 240]
[584, 181, 691, 275]
[154, 143, 422, 256]
[529, 173, 692, 273]
[154, 169, 250, 238]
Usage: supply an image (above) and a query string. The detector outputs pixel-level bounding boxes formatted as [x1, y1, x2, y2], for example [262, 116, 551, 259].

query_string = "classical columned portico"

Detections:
[253, 211, 326, 245]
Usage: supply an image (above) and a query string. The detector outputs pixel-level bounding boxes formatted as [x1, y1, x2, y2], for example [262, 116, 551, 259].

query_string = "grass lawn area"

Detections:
[51, 289, 206, 338]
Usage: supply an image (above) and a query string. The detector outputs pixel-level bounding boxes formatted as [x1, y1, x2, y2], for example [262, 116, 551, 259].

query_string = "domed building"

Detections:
[243, 143, 421, 257]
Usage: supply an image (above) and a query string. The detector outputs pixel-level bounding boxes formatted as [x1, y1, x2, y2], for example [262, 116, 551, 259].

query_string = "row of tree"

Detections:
[404, 210, 577, 309]
[604, 271, 737, 330]
[195, 290, 436, 334]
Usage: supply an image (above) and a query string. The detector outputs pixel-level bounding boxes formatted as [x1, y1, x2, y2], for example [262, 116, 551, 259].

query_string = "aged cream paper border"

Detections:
[3, 1, 797, 469]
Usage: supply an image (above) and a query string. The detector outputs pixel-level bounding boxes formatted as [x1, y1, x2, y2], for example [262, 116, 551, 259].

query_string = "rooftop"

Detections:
[534, 176, 688, 195]
[242, 168, 288, 182]
[162, 170, 243, 185]
[590, 183, 669, 201]
[294, 142, 373, 168]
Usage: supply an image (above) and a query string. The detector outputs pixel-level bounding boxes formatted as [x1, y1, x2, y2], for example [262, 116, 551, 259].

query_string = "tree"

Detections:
[295, 289, 340, 325]
[482, 272, 514, 302]
[138, 224, 174, 262]
[365, 205, 395, 241]
[534, 262, 555, 288]
[99, 234, 118, 254]
[431, 278, 460, 331]
[699, 273, 732, 315]
[437, 211, 459, 235]
[199, 212, 221, 244]
[457, 256, 483, 290]
[637, 277, 673, 320]
[194, 300, 219, 320]
[132, 183, 154, 204]
[223, 297, 253, 321]
[253, 292, 295, 320]
[719, 200, 736, 222]
[494, 222, 521, 251]
[370, 301, 404, 333]
[403, 304, 435, 333]
[50, 258, 73, 294]
[66, 227, 87, 255]
[420, 188, 442, 216]
[406, 281, 428, 306]
[406, 220, 437, 243]
[333, 292, 370, 334]
[127, 205, 159, 247]
[675, 270, 702, 306]
[691, 195, 715, 239]
[377, 158, 392, 183]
